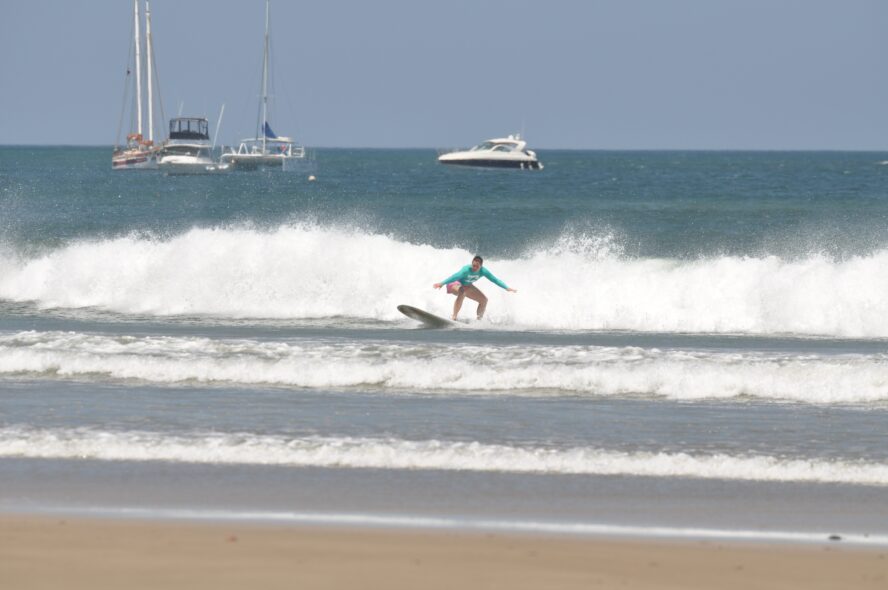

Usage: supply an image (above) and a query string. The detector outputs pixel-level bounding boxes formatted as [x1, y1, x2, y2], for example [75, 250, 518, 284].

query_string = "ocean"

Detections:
[1, 146, 886, 543]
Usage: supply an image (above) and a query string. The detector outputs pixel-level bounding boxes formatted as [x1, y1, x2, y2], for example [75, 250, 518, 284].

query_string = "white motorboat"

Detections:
[221, 0, 310, 171]
[438, 135, 543, 170]
[158, 118, 229, 175]
[112, 0, 163, 170]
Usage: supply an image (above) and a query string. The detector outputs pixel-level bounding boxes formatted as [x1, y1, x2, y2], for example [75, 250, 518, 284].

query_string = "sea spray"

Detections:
[3, 224, 888, 337]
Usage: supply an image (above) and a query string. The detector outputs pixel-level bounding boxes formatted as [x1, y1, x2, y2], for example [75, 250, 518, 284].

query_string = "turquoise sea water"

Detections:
[1, 147, 887, 541]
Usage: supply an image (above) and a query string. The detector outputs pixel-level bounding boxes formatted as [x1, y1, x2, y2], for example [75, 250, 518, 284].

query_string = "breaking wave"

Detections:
[2, 224, 888, 337]
[2, 330, 887, 404]
[1, 427, 885, 485]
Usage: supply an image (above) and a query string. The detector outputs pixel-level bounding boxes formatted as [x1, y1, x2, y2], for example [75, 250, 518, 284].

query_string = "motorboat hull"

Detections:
[158, 157, 229, 175]
[439, 158, 542, 170]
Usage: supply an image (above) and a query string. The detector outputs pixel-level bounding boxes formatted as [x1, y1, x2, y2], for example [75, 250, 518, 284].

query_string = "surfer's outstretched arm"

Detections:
[481, 267, 517, 293]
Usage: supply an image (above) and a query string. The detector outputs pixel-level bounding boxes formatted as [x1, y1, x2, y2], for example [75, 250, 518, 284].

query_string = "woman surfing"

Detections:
[433, 256, 517, 320]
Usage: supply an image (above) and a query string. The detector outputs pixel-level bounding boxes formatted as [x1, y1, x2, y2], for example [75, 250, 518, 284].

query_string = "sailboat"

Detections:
[112, 0, 163, 170]
[221, 0, 309, 171]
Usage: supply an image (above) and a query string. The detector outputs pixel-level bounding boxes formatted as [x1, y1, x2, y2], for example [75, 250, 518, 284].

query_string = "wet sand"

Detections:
[1, 515, 886, 590]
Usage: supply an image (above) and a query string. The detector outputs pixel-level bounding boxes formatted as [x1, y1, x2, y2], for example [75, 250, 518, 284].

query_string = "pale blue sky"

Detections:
[1, 0, 886, 149]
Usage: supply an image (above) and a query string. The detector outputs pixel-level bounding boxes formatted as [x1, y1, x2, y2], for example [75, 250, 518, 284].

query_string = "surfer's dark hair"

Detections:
[473, 255, 483, 264]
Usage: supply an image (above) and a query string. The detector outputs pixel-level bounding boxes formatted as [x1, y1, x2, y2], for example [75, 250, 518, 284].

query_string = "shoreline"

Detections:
[4, 456, 888, 549]
[2, 514, 886, 590]
[4, 504, 888, 547]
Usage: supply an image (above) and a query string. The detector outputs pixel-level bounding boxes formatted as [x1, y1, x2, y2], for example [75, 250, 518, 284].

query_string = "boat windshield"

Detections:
[471, 142, 496, 151]
[169, 118, 209, 140]
[471, 141, 517, 152]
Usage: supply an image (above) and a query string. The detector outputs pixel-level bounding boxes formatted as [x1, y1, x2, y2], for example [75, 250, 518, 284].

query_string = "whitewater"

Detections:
[2, 427, 886, 486]
[1, 329, 887, 404]
[3, 223, 888, 337]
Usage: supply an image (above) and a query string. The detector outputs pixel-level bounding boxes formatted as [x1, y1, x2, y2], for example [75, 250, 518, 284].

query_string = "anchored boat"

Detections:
[438, 135, 543, 170]
[157, 117, 229, 175]
[112, 0, 164, 170]
[221, 0, 310, 171]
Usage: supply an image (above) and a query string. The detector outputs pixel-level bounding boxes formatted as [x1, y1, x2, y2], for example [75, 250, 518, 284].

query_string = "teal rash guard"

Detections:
[440, 265, 509, 290]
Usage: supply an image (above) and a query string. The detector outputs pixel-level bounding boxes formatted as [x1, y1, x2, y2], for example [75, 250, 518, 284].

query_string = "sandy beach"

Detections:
[1, 515, 886, 590]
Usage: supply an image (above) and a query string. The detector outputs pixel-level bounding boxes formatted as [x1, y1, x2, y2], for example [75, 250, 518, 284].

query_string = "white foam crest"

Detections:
[4, 225, 888, 337]
[0, 224, 468, 319]
[499, 249, 888, 337]
[2, 427, 886, 486]
[2, 331, 888, 403]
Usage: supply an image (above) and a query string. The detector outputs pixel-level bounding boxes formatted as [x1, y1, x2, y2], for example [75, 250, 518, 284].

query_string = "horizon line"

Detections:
[1, 143, 887, 154]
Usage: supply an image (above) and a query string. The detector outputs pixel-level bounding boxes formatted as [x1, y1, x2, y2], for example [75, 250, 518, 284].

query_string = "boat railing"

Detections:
[223, 140, 305, 158]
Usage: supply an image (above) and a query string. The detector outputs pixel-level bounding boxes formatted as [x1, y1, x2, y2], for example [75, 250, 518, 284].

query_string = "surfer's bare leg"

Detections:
[452, 288, 467, 320]
[463, 285, 488, 319]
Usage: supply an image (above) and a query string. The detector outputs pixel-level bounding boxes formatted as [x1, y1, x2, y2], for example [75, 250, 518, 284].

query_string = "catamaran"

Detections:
[112, 0, 164, 170]
[221, 0, 310, 171]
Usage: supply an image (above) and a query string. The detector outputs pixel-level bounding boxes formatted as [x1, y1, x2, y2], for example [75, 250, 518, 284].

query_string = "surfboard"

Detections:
[397, 304, 459, 328]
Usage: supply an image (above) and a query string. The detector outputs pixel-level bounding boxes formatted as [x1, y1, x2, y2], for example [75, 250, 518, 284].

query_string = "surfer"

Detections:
[433, 256, 516, 320]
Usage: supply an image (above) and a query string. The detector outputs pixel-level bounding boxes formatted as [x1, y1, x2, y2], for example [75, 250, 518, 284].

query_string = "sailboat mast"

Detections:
[261, 0, 270, 153]
[145, 0, 154, 142]
[133, 0, 143, 137]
